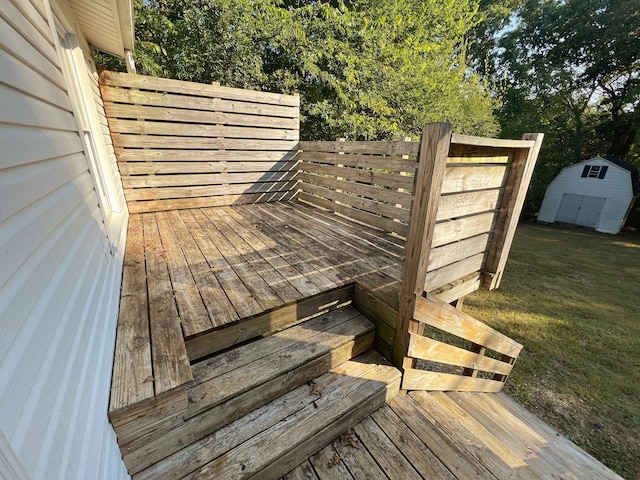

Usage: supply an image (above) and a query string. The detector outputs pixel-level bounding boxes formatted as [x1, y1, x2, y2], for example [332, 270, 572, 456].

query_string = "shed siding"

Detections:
[538, 158, 635, 233]
[0, 0, 128, 478]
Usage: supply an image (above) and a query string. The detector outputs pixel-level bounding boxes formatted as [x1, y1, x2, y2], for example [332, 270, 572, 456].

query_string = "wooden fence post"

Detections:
[392, 123, 452, 368]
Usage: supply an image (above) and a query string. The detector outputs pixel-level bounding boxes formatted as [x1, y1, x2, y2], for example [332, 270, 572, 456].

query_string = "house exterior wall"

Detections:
[0, 0, 129, 478]
[538, 158, 635, 234]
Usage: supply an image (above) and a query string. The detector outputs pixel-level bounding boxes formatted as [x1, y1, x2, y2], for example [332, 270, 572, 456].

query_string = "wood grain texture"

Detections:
[483, 133, 544, 289]
[299, 140, 419, 156]
[414, 296, 522, 358]
[99, 71, 299, 213]
[394, 123, 452, 367]
[141, 213, 193, 395]
[100, 70, 300, 106]
[109, 215, 153, 413]
[407, 334, 514, 376]
[297, 138, 418, 242]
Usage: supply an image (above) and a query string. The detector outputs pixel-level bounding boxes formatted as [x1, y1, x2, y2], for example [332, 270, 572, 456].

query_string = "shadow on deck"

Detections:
[100, 72, 619, 478]
[109, 200, 621, 480]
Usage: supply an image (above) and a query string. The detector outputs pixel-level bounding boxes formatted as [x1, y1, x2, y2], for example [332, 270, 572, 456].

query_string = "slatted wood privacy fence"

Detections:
[297, 140, 420, 240]
[99, 71, 300, 213]
[395, 123, 543, 391]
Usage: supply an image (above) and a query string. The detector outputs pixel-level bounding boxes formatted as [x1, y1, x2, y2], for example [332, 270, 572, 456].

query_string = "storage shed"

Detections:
[537, 156, 640, 234]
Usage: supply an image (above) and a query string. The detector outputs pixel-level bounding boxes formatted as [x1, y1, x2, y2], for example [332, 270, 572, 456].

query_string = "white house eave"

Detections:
[67, 0, 134, 58]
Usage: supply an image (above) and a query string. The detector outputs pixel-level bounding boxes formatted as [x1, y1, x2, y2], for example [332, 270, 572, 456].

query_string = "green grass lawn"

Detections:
[463, 223, 640, 479]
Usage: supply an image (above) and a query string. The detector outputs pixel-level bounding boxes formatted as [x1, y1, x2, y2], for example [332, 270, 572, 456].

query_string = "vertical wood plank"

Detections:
[483, 133, 544, 289]
[142, 213, 193, 395]
[393, 123, 452, 367]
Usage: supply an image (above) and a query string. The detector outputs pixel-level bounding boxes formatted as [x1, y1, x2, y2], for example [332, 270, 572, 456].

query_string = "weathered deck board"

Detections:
[282, 392, 623, 480]
[114, 201, 404, 374]
[109, 215, 154, 413]
[141, 213, 193, 395]
[113, 201, 405, 396]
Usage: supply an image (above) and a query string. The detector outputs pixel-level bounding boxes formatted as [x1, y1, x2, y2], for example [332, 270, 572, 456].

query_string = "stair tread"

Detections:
[134, 350, 401, 480]
[186, 306, 374, 416]
[122, 306, 376, 475]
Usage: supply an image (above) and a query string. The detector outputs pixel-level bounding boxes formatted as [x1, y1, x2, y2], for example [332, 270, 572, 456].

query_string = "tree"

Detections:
[471, 0, 640, 216]
[96, 0, 499, 140]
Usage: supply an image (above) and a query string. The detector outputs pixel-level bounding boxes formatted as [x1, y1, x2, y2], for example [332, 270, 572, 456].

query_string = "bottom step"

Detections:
[135, 350, 401, 480]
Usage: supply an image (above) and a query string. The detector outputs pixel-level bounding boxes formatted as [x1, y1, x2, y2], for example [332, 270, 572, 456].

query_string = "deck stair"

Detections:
[115, 305, 401, 479]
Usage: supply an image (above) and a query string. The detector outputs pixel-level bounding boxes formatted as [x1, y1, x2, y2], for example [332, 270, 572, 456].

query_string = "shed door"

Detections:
[555, 194, 606, 227]
[575, 196, 606, 227]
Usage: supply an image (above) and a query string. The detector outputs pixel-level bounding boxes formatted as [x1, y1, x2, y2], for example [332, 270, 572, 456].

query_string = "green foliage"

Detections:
[94, 0, 499, 140]
[472, 0, 640, 217]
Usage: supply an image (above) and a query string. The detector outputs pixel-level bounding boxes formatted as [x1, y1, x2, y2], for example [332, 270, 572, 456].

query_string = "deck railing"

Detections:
[297, 125, 542, 393]
[100, 71, 542, 393]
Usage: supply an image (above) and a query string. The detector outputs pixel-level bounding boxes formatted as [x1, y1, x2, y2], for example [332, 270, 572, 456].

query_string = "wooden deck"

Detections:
[112, 199, 623, 480]
[112, 199, 406, 415]
[102, 73, 621, 479]
[286, 392, 623, 480]
[153, 199, 404, 338]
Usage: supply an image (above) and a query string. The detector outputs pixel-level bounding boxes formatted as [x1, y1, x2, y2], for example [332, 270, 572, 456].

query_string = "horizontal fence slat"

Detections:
[451, 133, 536, 149]
[431, 273, 482, 304]
[100, 70, 300, 107]
[128, 191, 297, 213]
[424, 253, 484, 292]
[414, 296, 523, 358]
[108, 119, 299, 140]
[299, 151, 417, 173]
[110, 134, 298, 151]
[402, 368, 505, 392]
[298, 172, 414, 208]
[115, 150, 298, 162]
[427, 233, 490, 271]
[299, 140, 419, 156]
[103, 103, 300, 129]
[298, 181, 410, 225]
[100, 71, 300, 212]
[436, 189, 502, 221]
[300, 162, 415, 190]
[101, 87, 299, 118]
[125, 180, 298, 201]
[118, 160, 297, 176]
[447, 144, 513, 163]
[297, 192, 409, 237]
[441, 165, 509, 193]
[432, 212, 496, 248]
[122, 170, 298, 188]
[407, 333, 514, 375]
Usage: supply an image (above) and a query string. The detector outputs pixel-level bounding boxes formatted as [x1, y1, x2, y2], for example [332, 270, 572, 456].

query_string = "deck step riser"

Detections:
[110, 388, 187, 449]
[186, 315, 374, 418]
[133, 350, 400, 480]
[118, 306, 376, 475]
[251, 375, 401, 480]
[185, 285, 355, 361]
[121, 333, 373, 474]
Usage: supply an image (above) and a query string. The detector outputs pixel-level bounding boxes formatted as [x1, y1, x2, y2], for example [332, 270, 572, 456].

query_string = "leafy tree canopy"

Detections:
[97, 0, 499, 140]
[471, 0, 640, 217]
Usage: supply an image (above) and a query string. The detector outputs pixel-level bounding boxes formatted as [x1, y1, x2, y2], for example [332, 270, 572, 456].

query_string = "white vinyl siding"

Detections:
[538, 158, 636, 234]
[0, 0, 128, 478]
